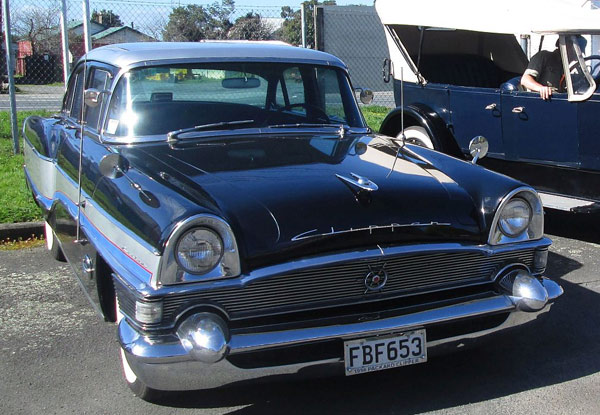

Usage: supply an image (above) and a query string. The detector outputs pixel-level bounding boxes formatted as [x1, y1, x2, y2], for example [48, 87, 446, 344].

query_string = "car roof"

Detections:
[82, 41, 348, 70]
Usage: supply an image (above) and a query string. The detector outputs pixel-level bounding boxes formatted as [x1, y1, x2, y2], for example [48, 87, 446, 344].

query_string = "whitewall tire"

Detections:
[116, 294, 161, 401]
[399, 126, 435, 149]
[44, 221, 65, 261]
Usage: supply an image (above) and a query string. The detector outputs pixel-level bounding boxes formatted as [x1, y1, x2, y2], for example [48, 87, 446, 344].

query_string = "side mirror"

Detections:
[84, 88, 105, 108]
[355, 88, 374, 105]
[99, 153, 129, 179]
[469, 136, 489, 164]
[383, 58, 392, 83]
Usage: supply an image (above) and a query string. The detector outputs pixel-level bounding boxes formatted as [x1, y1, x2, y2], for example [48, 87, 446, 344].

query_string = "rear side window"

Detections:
[85, 69, 111, 131]
[65, 68, 84, 121]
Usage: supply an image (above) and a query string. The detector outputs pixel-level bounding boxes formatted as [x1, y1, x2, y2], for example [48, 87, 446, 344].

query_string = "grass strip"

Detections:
[0, 110, 53, 223]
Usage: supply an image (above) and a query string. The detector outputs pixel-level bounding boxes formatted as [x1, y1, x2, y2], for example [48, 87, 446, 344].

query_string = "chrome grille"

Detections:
[162, 248, 535, 322]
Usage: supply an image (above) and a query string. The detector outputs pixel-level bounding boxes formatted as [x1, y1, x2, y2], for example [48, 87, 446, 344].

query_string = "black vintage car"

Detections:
[24, 42, 562, 401]
[375, 0, 600, 213]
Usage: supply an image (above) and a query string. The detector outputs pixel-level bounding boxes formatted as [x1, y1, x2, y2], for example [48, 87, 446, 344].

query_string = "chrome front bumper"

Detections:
[119, 277, 563, 391]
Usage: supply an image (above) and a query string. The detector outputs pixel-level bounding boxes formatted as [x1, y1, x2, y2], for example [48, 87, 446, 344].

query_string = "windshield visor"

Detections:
[103, 62, 365, 140]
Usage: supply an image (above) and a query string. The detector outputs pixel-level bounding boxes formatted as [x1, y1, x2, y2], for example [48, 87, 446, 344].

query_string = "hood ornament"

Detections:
[336, 172, 378, 192]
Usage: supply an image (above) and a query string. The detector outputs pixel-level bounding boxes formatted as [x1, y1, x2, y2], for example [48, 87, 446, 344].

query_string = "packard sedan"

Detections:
[23, 42, 562, 401]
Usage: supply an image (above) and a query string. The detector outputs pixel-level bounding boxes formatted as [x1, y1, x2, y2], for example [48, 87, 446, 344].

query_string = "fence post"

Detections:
[301, 3, 306, 48]
[2, 0, 19, 154]
[314, 6, 324, 51]
[60, 0, 70, 89]
[82, 0, 92, 53]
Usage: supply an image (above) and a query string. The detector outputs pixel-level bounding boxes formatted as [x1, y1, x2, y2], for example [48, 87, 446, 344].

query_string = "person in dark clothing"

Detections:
[521, 44, 564, 100]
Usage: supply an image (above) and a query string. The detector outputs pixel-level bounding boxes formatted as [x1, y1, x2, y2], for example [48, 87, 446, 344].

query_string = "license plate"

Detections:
[343, 329, 427, 376]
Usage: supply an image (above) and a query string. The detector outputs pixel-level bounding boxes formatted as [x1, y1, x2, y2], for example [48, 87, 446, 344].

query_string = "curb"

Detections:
[0, 222, 45, 241]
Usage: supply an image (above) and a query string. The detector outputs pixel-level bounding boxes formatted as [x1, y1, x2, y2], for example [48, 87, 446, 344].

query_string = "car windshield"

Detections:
[104, 62, 365, 140]
[560, 34, 597, 101]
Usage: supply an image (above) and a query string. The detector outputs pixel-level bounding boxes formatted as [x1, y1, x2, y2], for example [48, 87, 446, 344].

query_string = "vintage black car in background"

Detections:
[23, 42, 562, 401]
[376, 0, 600, 213]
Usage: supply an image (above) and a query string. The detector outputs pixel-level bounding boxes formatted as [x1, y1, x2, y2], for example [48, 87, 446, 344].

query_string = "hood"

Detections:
[130, 133, 483, 266]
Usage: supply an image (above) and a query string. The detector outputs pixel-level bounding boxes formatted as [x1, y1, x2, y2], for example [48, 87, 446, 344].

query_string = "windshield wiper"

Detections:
[167, 119, 255, 142]
[266, 123, 368, 138]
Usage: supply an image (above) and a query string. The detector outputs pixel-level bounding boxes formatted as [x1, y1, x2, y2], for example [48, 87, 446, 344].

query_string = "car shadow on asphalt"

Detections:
[544, 209, 600, 244]
[148, 245, 600, 413]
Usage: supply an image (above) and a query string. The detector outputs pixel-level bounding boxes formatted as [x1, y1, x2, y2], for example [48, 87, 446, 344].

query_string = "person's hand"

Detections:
[539, 86, 553, 100]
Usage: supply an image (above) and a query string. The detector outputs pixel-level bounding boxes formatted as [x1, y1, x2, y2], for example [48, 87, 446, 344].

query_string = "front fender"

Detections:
[379, 104, 463, 157]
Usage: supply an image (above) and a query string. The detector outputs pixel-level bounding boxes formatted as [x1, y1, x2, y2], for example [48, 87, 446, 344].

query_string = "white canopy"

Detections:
[375, 0, 600, 35]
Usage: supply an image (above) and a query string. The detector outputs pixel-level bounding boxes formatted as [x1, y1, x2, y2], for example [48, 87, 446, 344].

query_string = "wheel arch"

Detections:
[379, 104, 463, 158]
[96, 251, 118, 322]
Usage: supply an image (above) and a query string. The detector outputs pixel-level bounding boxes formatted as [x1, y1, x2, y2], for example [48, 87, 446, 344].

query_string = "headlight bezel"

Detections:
[489, 187, 544, 245]
[156, 214, 241, 287]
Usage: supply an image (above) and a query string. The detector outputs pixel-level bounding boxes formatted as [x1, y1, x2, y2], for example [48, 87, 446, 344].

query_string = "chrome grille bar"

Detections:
[161, 248, 536, 321]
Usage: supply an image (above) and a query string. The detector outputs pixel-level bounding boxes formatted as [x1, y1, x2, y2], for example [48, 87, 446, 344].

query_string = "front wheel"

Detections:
[398, 126, 435, 149]
[116, 295, 162, 402]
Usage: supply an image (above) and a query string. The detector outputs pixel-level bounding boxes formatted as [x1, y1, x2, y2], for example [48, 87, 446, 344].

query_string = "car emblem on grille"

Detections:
[364, 264, 388, 293]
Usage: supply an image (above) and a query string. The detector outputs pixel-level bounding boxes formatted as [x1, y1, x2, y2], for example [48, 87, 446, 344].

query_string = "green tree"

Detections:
[280, 1, 336, 47]
[228, 12, 273, 40]
[91, 9, 123, 28]
[163, 0, 234, 42]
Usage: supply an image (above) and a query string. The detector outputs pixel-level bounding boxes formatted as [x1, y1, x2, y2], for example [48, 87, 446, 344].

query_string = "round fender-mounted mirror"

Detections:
[353, 140, 368, 156]
[469, 136, 489, 164]
[355, 88, 374, 105]
[99, 153, 130, 179]
[359, 89, 374, 105]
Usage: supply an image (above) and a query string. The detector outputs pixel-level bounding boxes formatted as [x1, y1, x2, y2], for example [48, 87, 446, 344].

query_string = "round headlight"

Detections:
[175, 228, 224, 274]
[498, 198, 531, 237]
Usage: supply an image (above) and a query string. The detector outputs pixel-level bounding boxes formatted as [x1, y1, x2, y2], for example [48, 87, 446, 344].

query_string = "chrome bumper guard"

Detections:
[119, 277, 562, 391]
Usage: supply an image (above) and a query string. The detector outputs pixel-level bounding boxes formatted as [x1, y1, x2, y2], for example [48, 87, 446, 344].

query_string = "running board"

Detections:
[538, 192, 600, 213]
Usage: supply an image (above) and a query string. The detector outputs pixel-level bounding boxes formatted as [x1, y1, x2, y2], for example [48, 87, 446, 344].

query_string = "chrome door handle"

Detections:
[485, 103, 497, 110]
[512, 106, 525, 113]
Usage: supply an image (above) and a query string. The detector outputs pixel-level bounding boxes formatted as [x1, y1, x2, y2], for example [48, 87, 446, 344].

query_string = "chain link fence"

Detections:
[316, 5, 395, 108]
[1, 1, 395, 151]
[2, 0, 301, 112]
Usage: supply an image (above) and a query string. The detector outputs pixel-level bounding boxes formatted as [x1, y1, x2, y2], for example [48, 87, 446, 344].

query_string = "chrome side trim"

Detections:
[23, 168, 53, 212]
[82, 198, 160, 284]
[23, 140, 56, 204]
[50, 161, 161, 287]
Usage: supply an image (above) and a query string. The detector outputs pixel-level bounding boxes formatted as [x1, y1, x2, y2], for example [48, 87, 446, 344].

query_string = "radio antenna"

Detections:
[387, 67, 405, 178]
[75, 53, 87, 244]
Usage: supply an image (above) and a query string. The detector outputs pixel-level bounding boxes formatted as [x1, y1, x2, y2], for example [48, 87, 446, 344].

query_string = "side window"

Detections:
[276, 67, 305, 110]
[69, 69, 85, 122]
[316, 67, 346, 123]
[85, 68, 110, 131]
[63, 68, 82, 117]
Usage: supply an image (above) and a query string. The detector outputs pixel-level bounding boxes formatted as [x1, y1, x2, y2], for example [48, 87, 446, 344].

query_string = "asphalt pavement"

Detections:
[1, 211, 600, 414]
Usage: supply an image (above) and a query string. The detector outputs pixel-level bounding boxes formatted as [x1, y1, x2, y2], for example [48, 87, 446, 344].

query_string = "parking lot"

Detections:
[1, 211, 599, 414]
